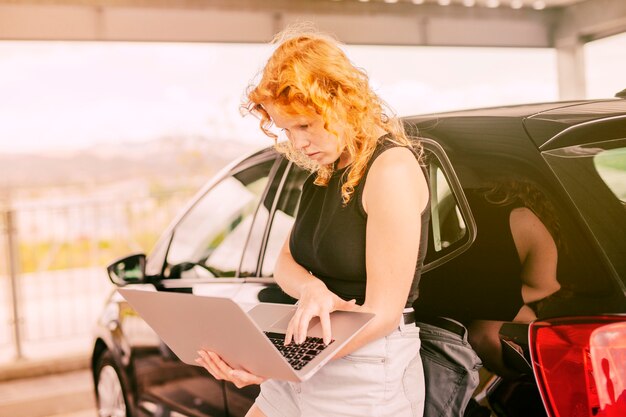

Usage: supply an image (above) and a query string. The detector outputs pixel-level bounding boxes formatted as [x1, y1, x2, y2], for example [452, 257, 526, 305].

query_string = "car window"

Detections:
[420, 142, 474, 270]
[543, 140, 626, 282]
[261, 164, 310, 277]
[239, 159, 290, 277]
[165, 158, 276, 278]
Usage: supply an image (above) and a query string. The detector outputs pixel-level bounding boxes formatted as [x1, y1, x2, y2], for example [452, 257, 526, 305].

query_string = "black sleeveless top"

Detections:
[412, 190, 525, 322]
[290, 135, 430, 308]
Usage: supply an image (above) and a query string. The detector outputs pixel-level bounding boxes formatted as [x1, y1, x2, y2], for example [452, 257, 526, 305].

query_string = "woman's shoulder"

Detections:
[371, 133, 419, 161]
[364, 142, 428, 212]
[373, 145, 418, 168]
[372, 132, 421, 169]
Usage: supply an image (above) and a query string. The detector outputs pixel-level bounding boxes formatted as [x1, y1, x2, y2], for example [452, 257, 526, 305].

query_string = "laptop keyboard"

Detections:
[264, 332, 334, 370]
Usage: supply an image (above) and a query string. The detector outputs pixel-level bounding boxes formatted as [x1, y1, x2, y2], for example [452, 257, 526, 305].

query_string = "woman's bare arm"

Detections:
[510, 207, 560, 318]
[333, 147, 429, 358]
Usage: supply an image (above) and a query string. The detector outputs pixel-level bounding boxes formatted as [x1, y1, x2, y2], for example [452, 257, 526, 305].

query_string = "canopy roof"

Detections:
[0, 0, 623, 47]
[1, 0, 623, 99]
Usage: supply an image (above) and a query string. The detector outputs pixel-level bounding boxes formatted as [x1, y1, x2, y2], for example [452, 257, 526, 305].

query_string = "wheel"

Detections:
[95, 351, 132, 417]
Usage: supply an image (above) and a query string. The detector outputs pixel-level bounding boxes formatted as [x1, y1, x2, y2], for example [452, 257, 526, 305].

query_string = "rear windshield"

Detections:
[543, 140, 626, 285]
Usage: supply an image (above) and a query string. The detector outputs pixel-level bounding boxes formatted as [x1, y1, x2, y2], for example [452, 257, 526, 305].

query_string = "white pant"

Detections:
[256, 321, 425, 417]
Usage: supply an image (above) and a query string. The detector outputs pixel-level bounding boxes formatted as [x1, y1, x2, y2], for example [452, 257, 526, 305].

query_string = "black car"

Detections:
[92, 95, 626, 417]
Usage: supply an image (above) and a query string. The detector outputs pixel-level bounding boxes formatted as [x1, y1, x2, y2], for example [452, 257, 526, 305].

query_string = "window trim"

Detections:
[234, 155, 284, 278]
[255, 159, 296, 278]
[418, 137, 477, 273]
[235, 157, 289, 278]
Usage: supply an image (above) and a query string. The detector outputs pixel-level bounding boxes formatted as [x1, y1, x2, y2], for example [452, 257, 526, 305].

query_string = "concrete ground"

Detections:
[0, 368, 97, 417]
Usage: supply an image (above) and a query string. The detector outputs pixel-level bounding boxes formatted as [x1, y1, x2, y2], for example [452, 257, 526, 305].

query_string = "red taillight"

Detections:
[590, 321, 626, 417]
[530, 316, 626, 417]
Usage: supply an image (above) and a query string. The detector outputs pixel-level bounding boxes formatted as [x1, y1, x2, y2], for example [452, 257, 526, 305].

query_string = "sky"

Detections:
[0, 31, 624, 155]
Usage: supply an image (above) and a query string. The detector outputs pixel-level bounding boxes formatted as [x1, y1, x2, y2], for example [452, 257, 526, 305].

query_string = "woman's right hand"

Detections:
[195, 349, 266, 388]
[286, 279, 357, 346]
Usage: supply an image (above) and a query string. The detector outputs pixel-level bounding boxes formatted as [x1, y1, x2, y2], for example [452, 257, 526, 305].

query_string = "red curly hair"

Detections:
[243, 25, 421, 205]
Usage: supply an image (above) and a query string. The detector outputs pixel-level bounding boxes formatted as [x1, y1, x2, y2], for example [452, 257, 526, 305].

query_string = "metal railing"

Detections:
[0, 191, 193, 363]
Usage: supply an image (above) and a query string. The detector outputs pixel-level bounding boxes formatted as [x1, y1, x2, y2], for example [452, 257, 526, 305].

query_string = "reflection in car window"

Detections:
[262, 165, 310, 276]
[165, 159, 275, 278]
[594, 147, 626, 204]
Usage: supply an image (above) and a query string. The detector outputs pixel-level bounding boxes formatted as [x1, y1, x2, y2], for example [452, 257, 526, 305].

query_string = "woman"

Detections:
[196, 26, 430, 417]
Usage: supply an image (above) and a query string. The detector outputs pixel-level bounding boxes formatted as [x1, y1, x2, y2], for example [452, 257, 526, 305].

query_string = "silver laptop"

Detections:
[117, 288, 375, 382]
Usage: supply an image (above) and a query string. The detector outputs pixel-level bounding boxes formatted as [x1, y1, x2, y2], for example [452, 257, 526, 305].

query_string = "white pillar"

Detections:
[555, 36, 587, 100]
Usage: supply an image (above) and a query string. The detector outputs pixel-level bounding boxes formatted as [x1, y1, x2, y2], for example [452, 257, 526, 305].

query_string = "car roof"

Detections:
[403, 98, 626, 148]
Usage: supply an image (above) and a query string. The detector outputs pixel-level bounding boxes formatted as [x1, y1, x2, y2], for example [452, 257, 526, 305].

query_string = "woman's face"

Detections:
[264, 102, 351, 168]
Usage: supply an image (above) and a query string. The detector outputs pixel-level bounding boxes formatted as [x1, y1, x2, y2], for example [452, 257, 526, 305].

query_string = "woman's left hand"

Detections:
[195, 349, 266, 388]
[286, 279, 357, 346]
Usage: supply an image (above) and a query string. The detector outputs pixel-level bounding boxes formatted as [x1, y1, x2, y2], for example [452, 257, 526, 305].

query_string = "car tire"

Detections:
[95, 350, 133, 417]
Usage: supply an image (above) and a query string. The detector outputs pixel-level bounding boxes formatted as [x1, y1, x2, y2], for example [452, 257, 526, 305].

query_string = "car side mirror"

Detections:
[107, 254, 147, 286]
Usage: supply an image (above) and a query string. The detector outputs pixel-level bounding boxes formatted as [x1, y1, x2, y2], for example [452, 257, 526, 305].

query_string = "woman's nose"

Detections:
[291, 132, 310, 150]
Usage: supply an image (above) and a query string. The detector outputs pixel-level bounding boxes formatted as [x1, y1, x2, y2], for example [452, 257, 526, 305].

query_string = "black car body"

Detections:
[92, 96, 626, 417]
